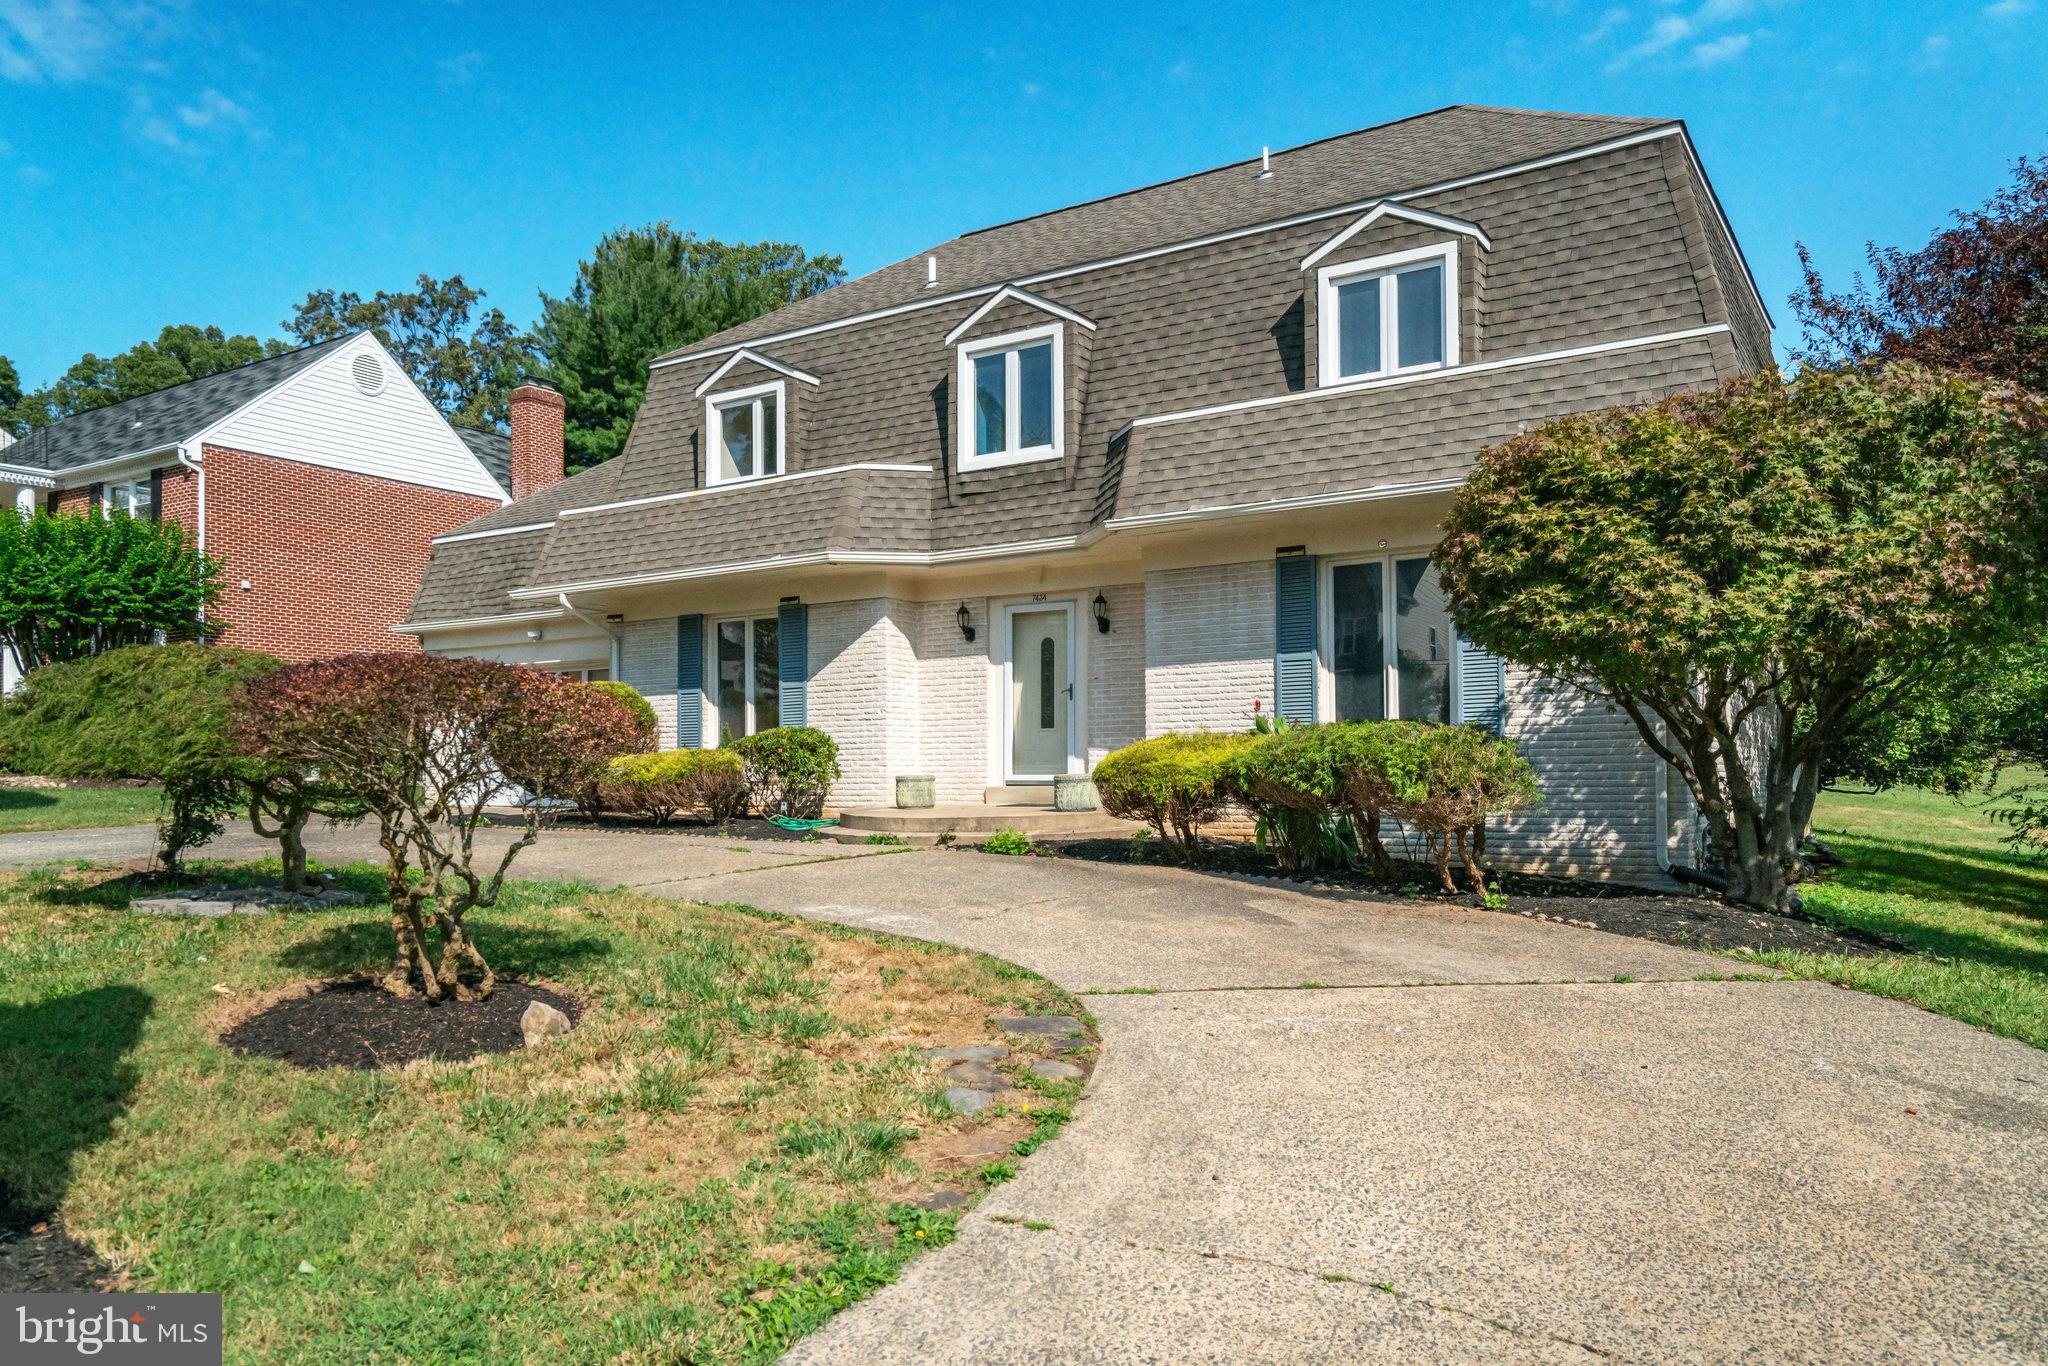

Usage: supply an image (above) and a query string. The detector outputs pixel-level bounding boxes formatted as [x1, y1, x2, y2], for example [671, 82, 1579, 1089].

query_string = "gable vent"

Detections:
[351, 353, 385, 396]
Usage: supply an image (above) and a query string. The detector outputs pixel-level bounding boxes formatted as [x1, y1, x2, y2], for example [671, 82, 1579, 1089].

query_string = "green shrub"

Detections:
[586, 681, 659, 746]
[0, 643, 285, 871]
[602, 748, 748, 825]
[1092, 731, 1259, 862]
[1387, 725, 1542, 892]
[729, 726, 841, 818]
[1223, 727, 1355, 874]
[1321, 721, 1433, 879]
[981, 828, 1033, 856]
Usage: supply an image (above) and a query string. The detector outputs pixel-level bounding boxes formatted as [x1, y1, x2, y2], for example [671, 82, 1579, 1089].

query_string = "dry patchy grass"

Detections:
[0, 862, 1088, 1363]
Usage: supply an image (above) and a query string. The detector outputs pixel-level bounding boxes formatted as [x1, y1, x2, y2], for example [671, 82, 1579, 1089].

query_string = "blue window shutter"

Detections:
[674, 615, 704, 748]
[777, 600, 808, 727]
[1455, 633, 1506, 735]
[1273, 555, 1318, 725]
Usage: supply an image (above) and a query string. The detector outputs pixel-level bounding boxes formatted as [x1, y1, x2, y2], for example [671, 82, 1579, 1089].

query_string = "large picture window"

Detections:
[1318, 244, 1457, 384]
[1327, 555, 1452, 724]
[956, 324, 1062, 470]
[716, 616, 780, 742]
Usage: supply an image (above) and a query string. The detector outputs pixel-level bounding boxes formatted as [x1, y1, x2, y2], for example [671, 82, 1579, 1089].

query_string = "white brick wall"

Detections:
[911, 597, 992, 802]
[1087, 581, 1145, 767]
[807, 598, 921, 807]
[619, 617, 681, 749]
[1144, 561, 1270, 735]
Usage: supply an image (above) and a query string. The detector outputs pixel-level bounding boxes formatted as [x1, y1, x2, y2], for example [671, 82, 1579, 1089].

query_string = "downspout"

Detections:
[556, 593, 621, 674]
[174, 442, 207, 637]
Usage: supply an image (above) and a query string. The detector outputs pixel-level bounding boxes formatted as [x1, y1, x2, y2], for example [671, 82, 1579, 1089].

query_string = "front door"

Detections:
[1007, 605, 1073, 781]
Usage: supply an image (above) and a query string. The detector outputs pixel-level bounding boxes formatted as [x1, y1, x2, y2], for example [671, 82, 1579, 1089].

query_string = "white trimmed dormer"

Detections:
[1299, 203, 1491, 389]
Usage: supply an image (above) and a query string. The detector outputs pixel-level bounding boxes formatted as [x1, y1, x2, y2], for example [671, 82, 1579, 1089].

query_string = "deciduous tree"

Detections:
[284, 274, 533, 429]
[2, 326, 286, 434]
[0, 511, 220, 670]
[1436, 364, 2048, 911]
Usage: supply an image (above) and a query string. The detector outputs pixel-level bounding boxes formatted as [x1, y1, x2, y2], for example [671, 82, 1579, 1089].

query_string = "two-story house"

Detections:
[404, 105, 1772, 880]
[1, 331, 569, 691]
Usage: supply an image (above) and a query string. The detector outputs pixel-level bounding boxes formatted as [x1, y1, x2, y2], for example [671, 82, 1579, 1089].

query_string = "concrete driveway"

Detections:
[5, 825, 2044, 1360]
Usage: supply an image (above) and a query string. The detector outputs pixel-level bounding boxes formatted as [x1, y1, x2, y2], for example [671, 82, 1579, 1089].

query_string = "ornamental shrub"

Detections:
[729, 726, 841, 818]
[1386, 725, 1542, 893]
[981, 827, 1033, 856]
[0, 643, 292, 873]
[602, 748, 747, 825]
[236, 654, 647, 1002]
[1092, 731, 1259, 862]
[1321, 721, 1432, 880]
[587, 681, 659, 744]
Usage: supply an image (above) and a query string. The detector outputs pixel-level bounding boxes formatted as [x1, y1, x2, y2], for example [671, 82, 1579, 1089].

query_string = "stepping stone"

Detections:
[918, 1044, 1010, 1063]
[911, 1190, 968, 1211]
[943, 1086, 996, 1115]
[994, 1015, 1085, 1040]
[944, 1061, 1011, 1091]
[1030, 1059, 1083, 1081]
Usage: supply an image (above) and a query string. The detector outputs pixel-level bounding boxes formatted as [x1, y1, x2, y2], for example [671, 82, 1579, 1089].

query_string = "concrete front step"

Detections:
[983, 785, 1056, 807]
[827, 804, 1136, 845]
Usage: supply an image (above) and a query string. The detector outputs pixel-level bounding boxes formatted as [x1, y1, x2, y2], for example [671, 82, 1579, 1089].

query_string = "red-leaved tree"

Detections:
[1794, 153, 2047, 393]
[236, 655, 649, 1002]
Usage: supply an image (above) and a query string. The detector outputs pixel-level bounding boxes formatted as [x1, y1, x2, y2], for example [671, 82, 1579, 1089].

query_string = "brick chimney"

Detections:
[507, 381, 566, 501]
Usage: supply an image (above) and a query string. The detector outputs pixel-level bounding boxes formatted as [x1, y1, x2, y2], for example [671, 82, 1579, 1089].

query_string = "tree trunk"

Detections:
[433, 909, 495, 1002]
[278, 814, 309, 895]
[1430, 834, 1457, 893]
[1454, 828, 1486, 895]
[1350, 808, 1395, 880]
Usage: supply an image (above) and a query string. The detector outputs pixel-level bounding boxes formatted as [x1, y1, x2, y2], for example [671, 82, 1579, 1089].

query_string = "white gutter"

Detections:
[556, 593, 623, 678]
[392, 607, 568, 636]
[173, 442, 205, 551]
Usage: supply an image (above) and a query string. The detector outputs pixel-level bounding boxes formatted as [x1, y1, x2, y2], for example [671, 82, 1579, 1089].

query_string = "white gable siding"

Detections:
[203, 336, 507, 501]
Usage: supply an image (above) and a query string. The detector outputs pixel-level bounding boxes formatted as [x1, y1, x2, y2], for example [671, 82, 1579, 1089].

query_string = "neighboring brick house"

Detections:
[0, 332, 568, 689]
[404, 105, 1772, 880]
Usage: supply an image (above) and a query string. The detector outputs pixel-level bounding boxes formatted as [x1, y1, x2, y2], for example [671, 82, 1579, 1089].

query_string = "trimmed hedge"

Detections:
[602, 749, 747, 825]
[729, 726, 841, 819]
[1092, 731, 1259, 861]
[1097, 721, 1541, 889]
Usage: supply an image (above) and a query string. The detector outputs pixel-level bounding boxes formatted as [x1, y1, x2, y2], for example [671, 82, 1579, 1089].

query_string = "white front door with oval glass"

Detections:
[1006, 604, 1074, 782]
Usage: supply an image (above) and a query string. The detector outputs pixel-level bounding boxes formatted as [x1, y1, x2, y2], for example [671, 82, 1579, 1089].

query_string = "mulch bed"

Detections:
[221, 979, 582, 1070]
[0, 1206, 111, 1293]
[1032, 836, 1896, 959]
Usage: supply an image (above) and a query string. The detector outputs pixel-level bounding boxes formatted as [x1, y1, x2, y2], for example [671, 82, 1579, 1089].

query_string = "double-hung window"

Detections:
[715, 615, 780, 743]
[956, 325, 1061, 470]
[704, 382, 783, 486]
[103, 476, 155, 519]
[1327, 554, 1454, 724]
[1318, 244, 1457, 384]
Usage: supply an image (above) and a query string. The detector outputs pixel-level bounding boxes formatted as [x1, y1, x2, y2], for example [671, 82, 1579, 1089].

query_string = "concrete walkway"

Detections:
[5, 825, 2044, 1360]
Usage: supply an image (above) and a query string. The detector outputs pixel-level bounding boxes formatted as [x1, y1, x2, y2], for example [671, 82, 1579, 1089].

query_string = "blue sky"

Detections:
[0, 1, 2041, 387]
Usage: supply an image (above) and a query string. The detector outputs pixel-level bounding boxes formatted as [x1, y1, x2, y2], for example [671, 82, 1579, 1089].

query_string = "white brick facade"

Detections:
[618, 617, 680, 750]
[1144, 561, 1271, 734]
[1086, 582, 1145, 767]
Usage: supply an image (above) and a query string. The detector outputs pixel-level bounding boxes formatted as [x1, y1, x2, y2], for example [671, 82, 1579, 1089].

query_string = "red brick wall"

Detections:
[181, 445, 499, 662]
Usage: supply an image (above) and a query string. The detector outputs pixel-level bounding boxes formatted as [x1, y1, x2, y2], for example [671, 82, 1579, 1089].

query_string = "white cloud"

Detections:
[1580, 6, 1630, 44]
[1922, 32, 1951, 64]
[177, 85, 248, 129]
[0, 0, 178, 84]
[1612, 13, 1694, 66]
[1020, 80, 1042, 97]
[1985, 0, 2032, 17]
[18, 162, 49, 183]
[1688, 32, 1751, 64]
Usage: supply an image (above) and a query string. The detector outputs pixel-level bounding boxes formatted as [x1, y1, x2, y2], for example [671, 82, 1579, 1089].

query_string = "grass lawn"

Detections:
[1755, 774, 2048, 1049]
[0, 783, 163, 835]
[0, 860, 1086, 1363]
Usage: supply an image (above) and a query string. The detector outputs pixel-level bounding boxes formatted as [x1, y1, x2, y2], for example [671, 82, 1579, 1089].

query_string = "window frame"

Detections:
[1316, 241, 1460, 386]
[102, 476, 155, 519]
[1318, 551, 1459, 725]
[711, 613, 781, 742]
[953, 322, 1065, 472]
[702, 379, 787, 488]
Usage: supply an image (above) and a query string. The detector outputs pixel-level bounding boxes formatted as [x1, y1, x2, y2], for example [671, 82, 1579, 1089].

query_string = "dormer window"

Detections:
[1317, 243, 1458, 384]
[956, 324, 1063, 470]
[704, 381, 784, 486]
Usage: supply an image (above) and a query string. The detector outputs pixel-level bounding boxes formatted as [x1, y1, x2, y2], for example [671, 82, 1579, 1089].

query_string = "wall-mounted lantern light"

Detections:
[1093, 592, 1111, 634]
[956, 603, 976, 643]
